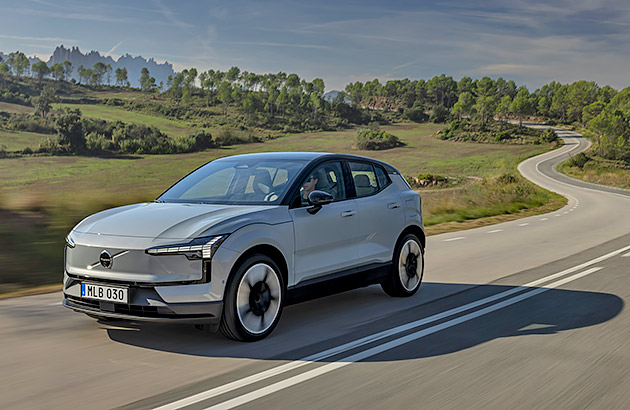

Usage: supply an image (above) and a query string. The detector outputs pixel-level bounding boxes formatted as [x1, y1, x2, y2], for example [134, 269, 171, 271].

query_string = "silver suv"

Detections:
[63, 152, 425, 341]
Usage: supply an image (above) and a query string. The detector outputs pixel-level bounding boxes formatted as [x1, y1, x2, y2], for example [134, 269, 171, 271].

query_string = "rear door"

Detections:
[289, 160, 360, 285]
[348, 160, 405, 266]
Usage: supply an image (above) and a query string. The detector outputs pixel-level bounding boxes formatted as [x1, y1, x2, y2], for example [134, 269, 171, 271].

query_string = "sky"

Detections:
[0, 0, 629, 91]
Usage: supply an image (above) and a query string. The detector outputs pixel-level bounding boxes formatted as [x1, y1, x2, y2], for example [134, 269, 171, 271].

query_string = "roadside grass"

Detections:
[0, 129, 50, 151]
[52, 103, 197, 137]
[558, 157, 630, 190]
[0, 122, 564, 295]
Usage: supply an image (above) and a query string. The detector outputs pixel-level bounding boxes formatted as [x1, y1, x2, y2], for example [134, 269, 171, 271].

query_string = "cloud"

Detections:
[222, 41, 328, 50]
[0, 34, 76, 43]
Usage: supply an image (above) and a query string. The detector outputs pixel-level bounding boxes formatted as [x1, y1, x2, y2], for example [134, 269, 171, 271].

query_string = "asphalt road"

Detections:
[1, 127, 629, 409]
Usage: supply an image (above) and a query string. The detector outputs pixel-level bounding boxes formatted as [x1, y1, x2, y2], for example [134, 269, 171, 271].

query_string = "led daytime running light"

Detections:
[146, 235, 225, 259]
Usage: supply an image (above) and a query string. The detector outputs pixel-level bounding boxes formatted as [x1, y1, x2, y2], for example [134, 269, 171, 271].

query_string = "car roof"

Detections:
[216, 152, 399, 173]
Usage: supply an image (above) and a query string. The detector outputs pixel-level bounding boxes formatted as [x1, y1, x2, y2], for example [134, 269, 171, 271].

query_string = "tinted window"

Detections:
[375, 165, 390, 189]
[349, 161, 378, 198]
[296, 161, 346, 206]
[159, 159, 307, 204]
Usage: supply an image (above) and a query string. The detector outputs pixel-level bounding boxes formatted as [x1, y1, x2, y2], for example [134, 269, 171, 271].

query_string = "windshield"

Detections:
[158, 159, 308, 204]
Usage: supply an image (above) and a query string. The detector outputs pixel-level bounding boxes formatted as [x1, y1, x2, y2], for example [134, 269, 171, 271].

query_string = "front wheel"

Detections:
[382, 234, 424, 297]
[220, 254, 284, 342]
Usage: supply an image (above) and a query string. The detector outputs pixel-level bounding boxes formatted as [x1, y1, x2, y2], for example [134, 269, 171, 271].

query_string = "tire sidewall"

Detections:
[389, 233, 424, 297]
[221, 253, 285, 341]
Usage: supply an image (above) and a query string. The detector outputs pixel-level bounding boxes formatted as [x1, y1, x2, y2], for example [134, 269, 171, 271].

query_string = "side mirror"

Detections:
[307, 190, 333, 214]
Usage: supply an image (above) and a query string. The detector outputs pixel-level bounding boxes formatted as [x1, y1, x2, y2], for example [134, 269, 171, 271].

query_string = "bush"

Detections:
[495, 173, 518, 185]
[496, 131, 512, 141]
[569, 152, 590, 168]
[355, 129, 403, 150]
[405, 107, 428, 123]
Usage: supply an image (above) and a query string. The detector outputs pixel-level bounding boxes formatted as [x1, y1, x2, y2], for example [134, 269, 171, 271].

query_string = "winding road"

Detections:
[1, 125, 629, 409]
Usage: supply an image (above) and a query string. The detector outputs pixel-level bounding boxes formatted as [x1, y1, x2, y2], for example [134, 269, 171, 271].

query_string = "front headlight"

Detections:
[145, 235, 227, 260]
[65, 234, 76, 248]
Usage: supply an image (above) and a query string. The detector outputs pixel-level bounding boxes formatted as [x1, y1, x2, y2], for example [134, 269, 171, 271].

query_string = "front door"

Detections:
[289, 161, 360, 285]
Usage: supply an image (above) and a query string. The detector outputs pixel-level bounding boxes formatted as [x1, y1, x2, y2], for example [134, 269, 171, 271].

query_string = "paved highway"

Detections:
[1, 127, 629, 409]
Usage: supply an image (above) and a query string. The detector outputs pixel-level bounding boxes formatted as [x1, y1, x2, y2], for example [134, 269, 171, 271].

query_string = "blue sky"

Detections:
[0, 0, 629, 91]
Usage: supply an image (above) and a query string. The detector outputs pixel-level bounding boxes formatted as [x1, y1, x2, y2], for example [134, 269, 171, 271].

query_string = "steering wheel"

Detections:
[264, 192, 279, 202]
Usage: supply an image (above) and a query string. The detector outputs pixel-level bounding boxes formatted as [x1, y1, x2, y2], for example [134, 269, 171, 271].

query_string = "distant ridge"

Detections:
[46, 45, 175, 87]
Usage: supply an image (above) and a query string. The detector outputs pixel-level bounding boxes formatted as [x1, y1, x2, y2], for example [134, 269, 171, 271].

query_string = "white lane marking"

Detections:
[487, 229, 503, 234]
[155, 244, 630, 410]
[555, 214, 561, 217]
[540, 218, 549, 221]
[204, 267, 604, 410]
[564, 211, 569, 214]
[622, 252, 630, 257]
[47, 302, 61, 306]
[442, 237, 465, 242]
[518, 223, 529, 227]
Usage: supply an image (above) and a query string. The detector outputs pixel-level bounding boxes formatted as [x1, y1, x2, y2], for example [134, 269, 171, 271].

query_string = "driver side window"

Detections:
[296, 161, 346, 207]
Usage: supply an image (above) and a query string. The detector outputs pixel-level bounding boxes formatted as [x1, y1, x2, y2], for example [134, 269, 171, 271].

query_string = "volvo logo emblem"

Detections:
[100, 250, 113, 269]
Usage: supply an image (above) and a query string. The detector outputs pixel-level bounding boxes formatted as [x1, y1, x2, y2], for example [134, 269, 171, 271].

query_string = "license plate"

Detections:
[81, 283, 129, 303]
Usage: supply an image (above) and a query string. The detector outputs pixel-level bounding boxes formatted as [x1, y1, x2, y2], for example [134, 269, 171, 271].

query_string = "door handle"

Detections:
[340, 210, 356, 217]
[388, 203, 401, 209]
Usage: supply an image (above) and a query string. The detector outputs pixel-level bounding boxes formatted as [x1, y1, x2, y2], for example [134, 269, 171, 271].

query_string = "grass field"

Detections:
[558, 158, 630, 189]
[0, 101, 35, 114]
[0, 122, 565, 293]
[0, 129, 50, 151]
[52, 103, 197, 137]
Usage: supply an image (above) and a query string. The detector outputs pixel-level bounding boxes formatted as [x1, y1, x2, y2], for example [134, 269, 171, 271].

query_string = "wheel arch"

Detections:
[231, 244, 289, 289]
[397, 224, 426, 251]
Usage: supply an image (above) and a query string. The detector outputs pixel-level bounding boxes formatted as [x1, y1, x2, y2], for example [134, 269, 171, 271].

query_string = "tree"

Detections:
[218, 81, 232, 115]
[50, 63, 65, 81]
[497, 95, 512, 122]
[115, 67, 128, 87]
[35, 85, 57, 118]
[63, 61, 73, 81]
[510, 88, 532, 127]
[8, 51, 30, 77]
[139, 67, 151, 90]
[32, 61, 51, 83]
[474, 95, 497, 125]
[56, 109, 85, 150]
[0, 57, 8, 87]
[92, 62, 108, 86]
[451, 91, 474, 120]
[582, 101, 606, 124]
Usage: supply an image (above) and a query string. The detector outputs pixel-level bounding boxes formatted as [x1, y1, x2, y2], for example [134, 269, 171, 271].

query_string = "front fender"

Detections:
[210, 221, 295, 300]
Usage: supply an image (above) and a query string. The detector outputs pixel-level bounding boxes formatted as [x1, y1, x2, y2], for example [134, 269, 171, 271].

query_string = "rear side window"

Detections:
[349, 161, 378, 198]
[375, 165, 391, 189]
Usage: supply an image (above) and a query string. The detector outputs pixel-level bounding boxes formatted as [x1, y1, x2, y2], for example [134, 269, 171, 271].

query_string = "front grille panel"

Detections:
[67, 296, 167, 318]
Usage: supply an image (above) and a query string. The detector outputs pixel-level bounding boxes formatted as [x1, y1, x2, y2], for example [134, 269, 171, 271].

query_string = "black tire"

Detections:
[381, 233, 424, 297]
[220, 253, 285, 342]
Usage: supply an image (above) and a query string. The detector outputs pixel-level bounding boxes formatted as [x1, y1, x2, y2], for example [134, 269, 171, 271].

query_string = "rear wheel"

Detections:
[220, 254, 284, 342]
[382, 234, 424, 297]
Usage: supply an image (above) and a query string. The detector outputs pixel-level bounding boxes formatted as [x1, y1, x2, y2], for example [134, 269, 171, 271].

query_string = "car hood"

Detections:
[72, 202, 288, 241]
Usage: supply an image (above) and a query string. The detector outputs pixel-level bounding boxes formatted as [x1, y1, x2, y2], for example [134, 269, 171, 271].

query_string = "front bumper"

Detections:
[62, 297, 223, 324]
[63, 276, 223, 324]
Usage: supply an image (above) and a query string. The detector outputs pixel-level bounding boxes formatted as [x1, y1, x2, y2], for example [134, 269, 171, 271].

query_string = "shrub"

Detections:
[355, 129, 403, 150]
[496, 131, 512, 141]
[569, 152, 590, 168]
[405, 107, 428, 123]
[495, 173, 518, 185]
